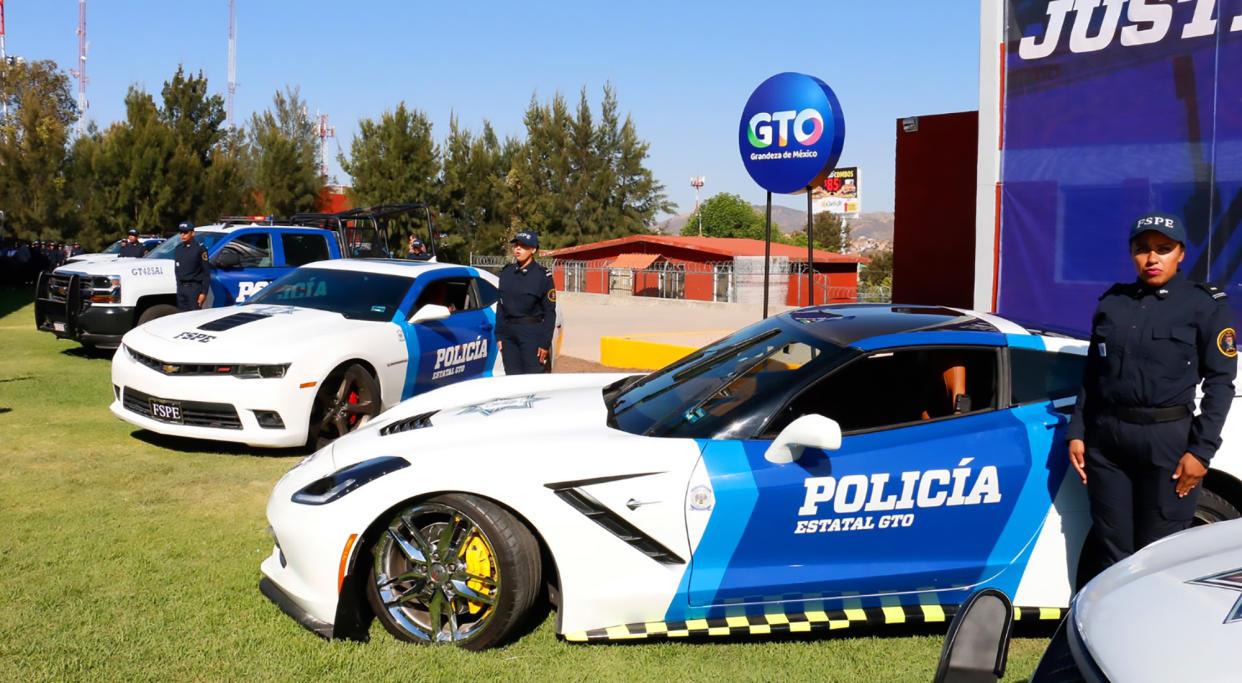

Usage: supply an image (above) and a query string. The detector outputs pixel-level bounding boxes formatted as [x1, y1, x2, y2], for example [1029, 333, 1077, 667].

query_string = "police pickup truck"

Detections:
[35, 204, 427, 351]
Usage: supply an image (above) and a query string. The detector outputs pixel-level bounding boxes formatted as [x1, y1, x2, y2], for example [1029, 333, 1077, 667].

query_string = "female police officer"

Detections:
[496, 231, 556, 374]
[1067, 212, 1237, 577]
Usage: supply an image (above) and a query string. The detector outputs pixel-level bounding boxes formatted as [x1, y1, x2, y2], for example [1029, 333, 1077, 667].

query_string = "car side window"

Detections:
[281, 233, 331, 267]
[765, 347, 998, 437]
[412, 277, 471, 315]
[473, 278, 500, 309]
[221, 233, 272, 268]
[1010, 348, 1086, 406]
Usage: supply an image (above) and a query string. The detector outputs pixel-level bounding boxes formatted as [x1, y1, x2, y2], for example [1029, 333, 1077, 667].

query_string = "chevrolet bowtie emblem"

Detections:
[1188, 567, 1242, 623]
[162, 364, 180, 374]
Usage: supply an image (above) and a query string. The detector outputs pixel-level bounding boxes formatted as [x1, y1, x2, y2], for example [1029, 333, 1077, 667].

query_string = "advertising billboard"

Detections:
[813, 166, 861, 215]
[996, 0, 1242, 329]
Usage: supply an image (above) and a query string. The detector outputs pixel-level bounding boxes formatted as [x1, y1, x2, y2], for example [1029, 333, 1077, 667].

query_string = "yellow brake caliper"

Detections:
[460, 532, 496, 615]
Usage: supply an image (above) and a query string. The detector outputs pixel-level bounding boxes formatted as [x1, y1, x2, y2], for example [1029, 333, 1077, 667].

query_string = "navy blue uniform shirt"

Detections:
[496, 260, 556, 348]
[117, 241, 145, 258]
[174, 238, 210, 288]
[1067, 273, 1237, 464]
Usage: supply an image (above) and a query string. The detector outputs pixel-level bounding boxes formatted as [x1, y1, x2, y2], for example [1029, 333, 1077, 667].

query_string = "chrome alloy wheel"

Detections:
[371, 502, 500, 644]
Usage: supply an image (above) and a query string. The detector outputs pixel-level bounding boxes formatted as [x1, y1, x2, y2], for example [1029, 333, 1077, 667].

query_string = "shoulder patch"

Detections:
[1197, 282, 1228, 300]
[547, 288, 557, 302]
[1218, 328, 1237, 358]
[201, 251, 208, 261]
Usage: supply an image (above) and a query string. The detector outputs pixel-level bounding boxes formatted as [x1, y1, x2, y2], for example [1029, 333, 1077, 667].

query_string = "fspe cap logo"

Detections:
[739, 72, 845, 194]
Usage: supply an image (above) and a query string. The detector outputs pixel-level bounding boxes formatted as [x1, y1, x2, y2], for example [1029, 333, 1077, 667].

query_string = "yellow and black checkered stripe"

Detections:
[563, 604, 1063, 642]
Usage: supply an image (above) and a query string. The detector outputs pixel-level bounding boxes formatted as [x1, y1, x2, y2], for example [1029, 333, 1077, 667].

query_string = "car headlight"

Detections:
[290, 456, 409, 505]
[90, 275, 122, 303]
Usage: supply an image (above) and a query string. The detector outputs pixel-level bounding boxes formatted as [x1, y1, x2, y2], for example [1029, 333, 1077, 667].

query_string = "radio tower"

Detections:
[69, 0, 88, 134]
[316, 112, 336, 178]
[1, 0, 7, 119]
[227, 0, 237, 128]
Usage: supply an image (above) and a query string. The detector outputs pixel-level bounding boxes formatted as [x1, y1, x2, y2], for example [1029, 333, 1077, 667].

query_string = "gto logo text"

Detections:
[747, 109, 824, 155]
[793, 458, 1001, 535]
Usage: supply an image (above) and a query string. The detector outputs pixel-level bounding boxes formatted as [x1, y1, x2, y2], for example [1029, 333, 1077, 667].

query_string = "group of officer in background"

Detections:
[1, 238, 82, 287]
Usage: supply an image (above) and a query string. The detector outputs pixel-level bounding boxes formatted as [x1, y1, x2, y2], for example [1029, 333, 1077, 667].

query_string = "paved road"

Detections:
[556, 292, 793, 364]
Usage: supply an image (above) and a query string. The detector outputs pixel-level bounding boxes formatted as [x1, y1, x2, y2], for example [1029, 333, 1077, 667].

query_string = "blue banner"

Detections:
[999, 0, 1242, 329]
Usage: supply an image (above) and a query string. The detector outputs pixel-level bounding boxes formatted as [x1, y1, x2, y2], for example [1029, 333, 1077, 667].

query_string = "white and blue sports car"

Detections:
[111, 258, 538, 448]
[258, 304, 1242, 650]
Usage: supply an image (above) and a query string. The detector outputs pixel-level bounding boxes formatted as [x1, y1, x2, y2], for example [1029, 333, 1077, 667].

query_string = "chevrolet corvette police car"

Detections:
[111, 259, 515, 448]
[257, 304, 1242, 650]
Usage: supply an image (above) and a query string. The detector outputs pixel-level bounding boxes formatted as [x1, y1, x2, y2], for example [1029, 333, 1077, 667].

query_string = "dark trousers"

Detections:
[1083, 414, 1198, 579]
[177, 282, 204, 312]
[498, 324, 546, 375]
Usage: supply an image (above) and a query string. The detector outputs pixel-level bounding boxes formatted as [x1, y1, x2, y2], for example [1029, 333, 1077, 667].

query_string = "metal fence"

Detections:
[468, 255, 891, 305]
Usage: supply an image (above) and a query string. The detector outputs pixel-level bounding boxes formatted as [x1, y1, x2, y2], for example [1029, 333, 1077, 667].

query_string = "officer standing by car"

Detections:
[174, 221, 210, 312]
[1067, 212, 1237, 580]
[118, 229, 146, 258]
[407, 235, 431, 261]
[496, 230, 556, 374]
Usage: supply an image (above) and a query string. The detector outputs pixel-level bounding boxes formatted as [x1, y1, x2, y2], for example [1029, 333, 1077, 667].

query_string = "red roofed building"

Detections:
[545, 235, 868, 305]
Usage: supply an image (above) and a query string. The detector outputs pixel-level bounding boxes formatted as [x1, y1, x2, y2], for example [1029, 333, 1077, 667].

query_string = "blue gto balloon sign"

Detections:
[739, 72, 845, 194]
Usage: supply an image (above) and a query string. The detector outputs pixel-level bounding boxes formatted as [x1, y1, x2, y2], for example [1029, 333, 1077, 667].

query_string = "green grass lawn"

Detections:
[0, 287, 1051, 681]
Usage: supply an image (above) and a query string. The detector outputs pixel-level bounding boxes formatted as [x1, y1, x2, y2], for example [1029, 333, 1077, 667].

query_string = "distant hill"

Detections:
[656, 208, 894, 243]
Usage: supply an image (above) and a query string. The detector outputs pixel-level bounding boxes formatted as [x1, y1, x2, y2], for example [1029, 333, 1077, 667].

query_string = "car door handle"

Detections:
[478, 323, 493, 331]
[626, 498, 659, 510]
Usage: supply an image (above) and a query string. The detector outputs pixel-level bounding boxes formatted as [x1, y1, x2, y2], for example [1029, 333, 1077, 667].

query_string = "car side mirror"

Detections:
[409, 304, 451, 324]
[763, 414, 842, 464]
[212, 250, 241, 270]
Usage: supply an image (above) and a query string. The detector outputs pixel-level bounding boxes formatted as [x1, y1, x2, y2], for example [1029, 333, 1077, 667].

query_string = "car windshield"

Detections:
[145, 232, 227, 260]
[607, 317, 847, 438]
[100, 241, 123, 254]
[245, 267, 414, 321]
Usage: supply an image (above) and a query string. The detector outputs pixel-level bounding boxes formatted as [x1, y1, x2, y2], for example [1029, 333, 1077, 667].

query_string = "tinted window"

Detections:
[608, 320, 846, 438]
[246, 268, 413, 321]
[146, 232, 226, 260]
[767, 347, 998, 436]
[221, 233, 272, 268]
[282, 233, 331, 267]
[1010, 348, 1086, 405]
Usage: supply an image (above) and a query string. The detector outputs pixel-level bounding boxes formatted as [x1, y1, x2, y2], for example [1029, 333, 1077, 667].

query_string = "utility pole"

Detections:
[690, 176, 705, 236]
[1, 0, 7, 120]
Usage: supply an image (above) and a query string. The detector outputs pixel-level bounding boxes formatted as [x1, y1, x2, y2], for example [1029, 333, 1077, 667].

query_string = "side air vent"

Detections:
[544, 473, 683, 566]
[380, 411, 437, 436]
[198, 311, 271, 332]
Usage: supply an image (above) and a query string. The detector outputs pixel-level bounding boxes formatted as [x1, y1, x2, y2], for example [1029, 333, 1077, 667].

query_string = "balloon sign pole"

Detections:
[738, 72, 845, 318]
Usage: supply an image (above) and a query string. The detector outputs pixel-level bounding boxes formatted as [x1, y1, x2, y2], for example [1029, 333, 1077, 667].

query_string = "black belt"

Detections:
[1105, 404, 1192, 424]
[506, 316, 543, 324]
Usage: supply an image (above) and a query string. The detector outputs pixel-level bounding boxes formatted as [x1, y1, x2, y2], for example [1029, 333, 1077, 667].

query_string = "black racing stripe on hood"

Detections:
[198, 311, 272, 331]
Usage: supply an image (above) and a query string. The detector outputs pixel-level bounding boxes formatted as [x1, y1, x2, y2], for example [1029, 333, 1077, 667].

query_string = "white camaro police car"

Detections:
[256, 305, 1242, 650]
[111, 258, 532, 448]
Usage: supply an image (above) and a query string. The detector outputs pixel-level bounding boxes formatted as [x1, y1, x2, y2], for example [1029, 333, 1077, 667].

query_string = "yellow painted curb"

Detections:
[600, 335, 700, 370]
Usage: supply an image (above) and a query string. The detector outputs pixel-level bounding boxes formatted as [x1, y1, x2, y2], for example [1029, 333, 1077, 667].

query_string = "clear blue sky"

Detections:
[9, 1, 979, 217]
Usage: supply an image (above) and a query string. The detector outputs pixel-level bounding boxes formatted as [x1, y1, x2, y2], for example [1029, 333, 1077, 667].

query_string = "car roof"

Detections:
[195, 222, 327, 234]
[775, 304, 1086, 349]
[295, 258, 472, 278]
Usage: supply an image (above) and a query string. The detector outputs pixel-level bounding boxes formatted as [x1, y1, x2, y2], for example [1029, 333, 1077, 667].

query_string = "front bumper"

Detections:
[35, 272, 133, 348]
[110, 344, 314, 448]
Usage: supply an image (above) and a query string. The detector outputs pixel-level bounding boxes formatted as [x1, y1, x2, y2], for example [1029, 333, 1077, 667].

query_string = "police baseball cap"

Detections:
[177, 221, 194, 233]
[410, 238, 424, 248]
[1130, 212, 1187, 245]
[127, 229, 138, 236]
[510, 231, 539, 248]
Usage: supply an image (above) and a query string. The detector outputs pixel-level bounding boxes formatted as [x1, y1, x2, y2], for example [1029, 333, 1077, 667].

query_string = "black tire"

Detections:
[307, 363, 380, 449]
[1194, 487, 1241, 526]
[137, 304, 178, 325]
[365, 494, 540, 651]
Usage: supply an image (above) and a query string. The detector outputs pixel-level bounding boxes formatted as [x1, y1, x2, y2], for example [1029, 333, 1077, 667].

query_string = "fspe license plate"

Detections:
[52, 322, 65, 332]
[149, 399, 183, 423]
